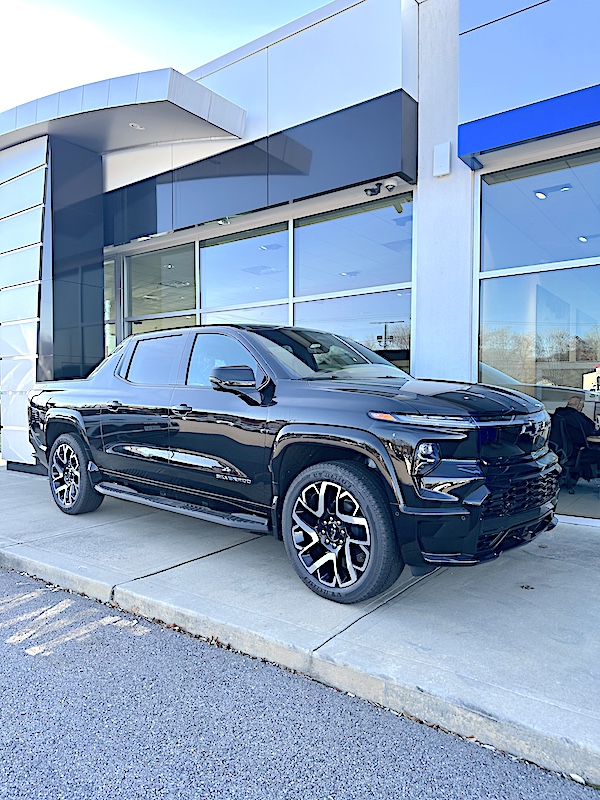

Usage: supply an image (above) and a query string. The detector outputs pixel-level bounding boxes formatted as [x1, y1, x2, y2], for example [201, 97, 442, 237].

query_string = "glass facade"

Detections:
[480, 149, 600, 519]
[200, 226, 288, 309]
[295, 198, 412, 297]
[481, 149, 600, 272]
[109, 197, 412, 364]
[127, 244, 195, 318]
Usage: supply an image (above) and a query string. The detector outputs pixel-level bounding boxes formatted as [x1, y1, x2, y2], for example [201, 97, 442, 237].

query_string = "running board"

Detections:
[95, 482, 269, 533]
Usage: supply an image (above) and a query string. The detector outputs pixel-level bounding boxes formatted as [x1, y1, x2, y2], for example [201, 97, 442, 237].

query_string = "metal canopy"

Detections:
[0, 68, 246, 154]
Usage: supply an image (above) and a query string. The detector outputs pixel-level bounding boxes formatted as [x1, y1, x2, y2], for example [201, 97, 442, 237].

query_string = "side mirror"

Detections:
[209, 365, 257, 390]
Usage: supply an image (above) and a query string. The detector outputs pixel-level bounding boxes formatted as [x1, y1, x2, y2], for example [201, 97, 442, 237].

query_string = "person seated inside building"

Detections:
[553, 395, 600, 479]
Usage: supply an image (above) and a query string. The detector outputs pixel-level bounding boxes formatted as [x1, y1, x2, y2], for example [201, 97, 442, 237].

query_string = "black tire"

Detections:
[48, 433, 104, 515]
[281, 461, 403, 603]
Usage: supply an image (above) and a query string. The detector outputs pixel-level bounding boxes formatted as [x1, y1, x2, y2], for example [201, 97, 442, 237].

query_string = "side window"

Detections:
[186, 333, 258, 387]
[126, 335, 184, 385]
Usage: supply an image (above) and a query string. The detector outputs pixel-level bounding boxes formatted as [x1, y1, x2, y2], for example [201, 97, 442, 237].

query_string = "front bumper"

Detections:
[395, 454, 561, 569]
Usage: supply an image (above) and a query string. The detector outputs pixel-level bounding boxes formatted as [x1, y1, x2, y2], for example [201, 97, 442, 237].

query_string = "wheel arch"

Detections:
[270, 424, 404, 539]
[45, 411, 91, 455]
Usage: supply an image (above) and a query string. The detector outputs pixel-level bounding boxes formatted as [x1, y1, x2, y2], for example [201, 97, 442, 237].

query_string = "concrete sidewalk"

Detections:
[0, 466, 598, 784]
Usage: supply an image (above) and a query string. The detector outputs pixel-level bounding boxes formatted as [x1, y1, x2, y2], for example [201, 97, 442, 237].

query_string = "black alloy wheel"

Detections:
[48, 433, 104, 515]
[282, 461, 403, 603]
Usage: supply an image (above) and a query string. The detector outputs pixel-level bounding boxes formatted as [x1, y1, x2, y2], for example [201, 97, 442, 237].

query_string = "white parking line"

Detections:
[0, 588, 149, 656]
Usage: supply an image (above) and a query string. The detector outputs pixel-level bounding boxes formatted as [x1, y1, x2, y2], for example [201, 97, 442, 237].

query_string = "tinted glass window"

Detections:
[481, 149, 600, 271]
[200, 226, 287, 308]
[127, 244, 195, 317]
[295, 198, 412, 297]
[187, 333, 258, 387]
[252, 327, 409, 381]
[480, 265, 600, 393]
[202, 304, 288, 326]
[294, 289, 411, 370]
[126, 334, 184, 384]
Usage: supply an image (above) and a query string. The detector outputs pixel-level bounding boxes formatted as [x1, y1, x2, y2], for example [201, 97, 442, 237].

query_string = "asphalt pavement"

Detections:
[0, 466, 598, 788]
[0, 569, 595, 800]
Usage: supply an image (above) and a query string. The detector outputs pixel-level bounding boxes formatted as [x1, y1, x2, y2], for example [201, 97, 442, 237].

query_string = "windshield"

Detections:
[250, 327, 411, 381]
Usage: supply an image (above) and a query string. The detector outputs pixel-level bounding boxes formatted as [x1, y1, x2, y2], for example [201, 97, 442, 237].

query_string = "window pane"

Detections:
[104, 322, 116, 356]
[480, 266, 600, 395]
[104, 260, 115, 322]
[481, 149, 600, 271]
[295, 199, 412, 297]
[187, 333, 258, 387]
[202, 304, 288, 326]
[128, 314, 196, 335]
[126, 334, 184, 384]
[200, 226, 288, 309]
[294, 290, 411, 369]
[480, 265, 600, 519]
[127, 244, 195, 317]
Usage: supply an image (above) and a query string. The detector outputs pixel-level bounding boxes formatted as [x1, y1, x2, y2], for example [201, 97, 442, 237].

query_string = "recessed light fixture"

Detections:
[533, 183, 572, 199]
[578, 233, 600, 242]
[339, 271, 360, 277]
[579, 236, 588, 243]
[129, 122, 145, 130]
[217, 218, 230, 225]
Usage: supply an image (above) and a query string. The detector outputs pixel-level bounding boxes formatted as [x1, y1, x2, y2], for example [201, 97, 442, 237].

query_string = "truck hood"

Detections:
[306, 377, 544, 419]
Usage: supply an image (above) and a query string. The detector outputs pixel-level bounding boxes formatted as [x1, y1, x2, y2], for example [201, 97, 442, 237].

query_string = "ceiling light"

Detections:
[533, 183, 572, 200]
[165, 264, 174, 269]
[339, 271, 360, 277]
[217, 218, 230, 225]
[579, 236, 588, 243]
[129, 122, 145, 130]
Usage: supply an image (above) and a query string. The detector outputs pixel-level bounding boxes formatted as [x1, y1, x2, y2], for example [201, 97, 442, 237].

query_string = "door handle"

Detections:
[171, 404, 192, 415]
[107, 400, 122, 410]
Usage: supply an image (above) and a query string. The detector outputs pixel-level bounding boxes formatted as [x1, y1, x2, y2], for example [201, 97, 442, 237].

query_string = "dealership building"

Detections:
[1, 0, 600, 519]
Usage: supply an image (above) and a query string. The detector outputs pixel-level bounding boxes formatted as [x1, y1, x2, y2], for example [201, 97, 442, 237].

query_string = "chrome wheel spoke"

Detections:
[291, 478, 371, 590]
[51, 443, 80, 508]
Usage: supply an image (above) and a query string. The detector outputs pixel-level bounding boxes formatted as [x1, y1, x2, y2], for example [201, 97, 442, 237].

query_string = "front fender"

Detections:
[270, 423, 404, 507]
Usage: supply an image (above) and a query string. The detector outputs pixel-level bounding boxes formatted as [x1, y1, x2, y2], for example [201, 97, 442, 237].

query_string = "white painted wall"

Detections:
[104, 0, 418, 192]
[459, 0, 600, 124]
[411, 0, 475, 382]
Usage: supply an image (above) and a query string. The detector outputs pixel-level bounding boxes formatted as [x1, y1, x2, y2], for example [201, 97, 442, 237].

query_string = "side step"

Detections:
[95, 482, 269, 533]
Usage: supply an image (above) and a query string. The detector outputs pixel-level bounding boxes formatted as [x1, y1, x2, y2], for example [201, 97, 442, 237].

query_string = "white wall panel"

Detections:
[0, 391, 29, 428]
[459, 0, 600, 124]
[0, 427, 35, 465]
[267, 0, 405, 135]
[0, 245, 41, 289]
[200, 50, 268, 142]
[0, 282, 39, 323]
[0, 356, 36, 392]
[0, 320, 37, 358]
[412, 0, 475, 382]
[0, 138, 47, 186]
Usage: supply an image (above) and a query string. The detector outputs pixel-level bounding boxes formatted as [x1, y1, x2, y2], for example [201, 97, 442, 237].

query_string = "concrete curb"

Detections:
[1, 544, 598, 785]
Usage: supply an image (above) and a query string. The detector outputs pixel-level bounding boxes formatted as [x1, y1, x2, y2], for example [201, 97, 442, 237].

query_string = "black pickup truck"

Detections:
[28, 325, 560, 603]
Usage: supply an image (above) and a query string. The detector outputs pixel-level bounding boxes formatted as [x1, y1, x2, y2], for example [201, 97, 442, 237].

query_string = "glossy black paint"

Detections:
[28, 325, 560, 571]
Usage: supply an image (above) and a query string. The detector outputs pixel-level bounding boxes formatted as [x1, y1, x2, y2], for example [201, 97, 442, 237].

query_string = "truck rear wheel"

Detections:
[282, 461, 403, 603]
[48, 433, 104, 515]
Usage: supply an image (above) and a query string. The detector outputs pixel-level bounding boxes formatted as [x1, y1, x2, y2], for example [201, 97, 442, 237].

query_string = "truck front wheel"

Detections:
[282, 461, 403, 603]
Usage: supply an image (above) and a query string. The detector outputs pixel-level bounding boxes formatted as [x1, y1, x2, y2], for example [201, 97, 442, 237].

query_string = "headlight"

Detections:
[413, 442, 441, 476]
[368, 411, 476, 429]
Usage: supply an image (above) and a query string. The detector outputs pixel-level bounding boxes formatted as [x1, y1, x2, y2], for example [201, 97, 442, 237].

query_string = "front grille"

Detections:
[480, 469, 559, 521]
